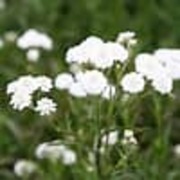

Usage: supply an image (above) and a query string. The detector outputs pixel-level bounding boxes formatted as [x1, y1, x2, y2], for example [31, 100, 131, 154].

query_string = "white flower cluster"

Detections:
[116, 31, 137, 47]
[173, 144, 180, 158]
[55, 70, 116, 99]
[17, 29, 53, 62]
[14, 160, 37, 177]
[121, 129, 138, 146]
[120, 48, 180, 95]
[35, 141, 77, 165]
[66, 36, 128, 69]
[101, 130, 119, 146]
[7, 75, 57, 115]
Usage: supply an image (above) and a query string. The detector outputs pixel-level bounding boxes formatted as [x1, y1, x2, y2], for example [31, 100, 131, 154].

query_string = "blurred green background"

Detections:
[1, 0, 180, 179]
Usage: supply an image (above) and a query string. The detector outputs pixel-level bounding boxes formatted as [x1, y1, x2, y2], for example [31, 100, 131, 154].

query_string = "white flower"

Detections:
[0, 0, 5, 10]
[35, 141, 77, 165]
[35, 142, 66, 160]
[101, 85, 116, 99]
[4, 31, 17, 42]
[55, 73, 74, 90]
[154, 49, 180, 80]
[122, 136, 138, 146]
[174, 144, 180, 157]
[77, 70, 108, 95]
[151, 75, 173, 94]
[101, 130, 118, 145]
[66, 36, 104, 64]
[0, 38, 4, 48]
[121, 72, 145, 94]
[61, 149, 77, 165]
[35, 97, 57, 116]
[36, 76, 53, 92]
[7, 76, 38, 95]
[122, 129, 138, 146]
[135, 53, 168, 80]
[17, 29, 53, 50]
[10, 92, 32, 111]
[26, 49, 40, 62]
[66, 36, 128, 69]
[69, 82, 87, 97]
[116, 31, 136, 44]
[14, 160, 37, 177]
[124, 129, 134, 138]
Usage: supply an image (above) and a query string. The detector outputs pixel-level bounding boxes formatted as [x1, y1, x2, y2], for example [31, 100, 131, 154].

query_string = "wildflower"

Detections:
[151, 75, 173, 94]
[135, 53, 168, 80]
[121, 129, 138, 146]
[154, 49, 180, 80]
[10, 92, 32, 111]
[35, 97, 57, 116]
[35, 142, 66, 160]
[69, 81, 87, 97]
[101, 130, 119, 145]
[36, 76, 53, 92]
[124, 129, 134, 138]
[116, 31, 136, 44]
[4, 31, 17, 42]
[66, 36, 128, 69]
[14, 160, 37, 177]
[92, 42, 128, 68]
[120, 72, 145, 94]
[0, 38, 4, 48]
[7, 75, 38, 95]
[173, 144, 180, 157]
[55, 73, 74, 90]
[61, 149, 77, 165]
[101, 85, 116, 99]
[35, 141, 77, 165]
[0, 0, 5, 10]
[26, 49, 40, 62]
[76, 70, 108, 95]
[17, 29, 53, 50]
[66, 36, 104, 65]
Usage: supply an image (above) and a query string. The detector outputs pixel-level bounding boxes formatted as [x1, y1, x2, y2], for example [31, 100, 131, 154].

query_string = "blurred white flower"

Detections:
[122, 136, 138, 146]
[14, 160, 37, 177]
[66, 36, 128, 69]
[121, 72, 145, 93]
[4, 31, 17, 42]
[35, 97, 57, 116]
[174, 144, 180, 157]
[151, 75, 173, 94]
[116, 31, 136, 44]
[101, 85, 116, 99]
[101, 130, 119, 145]
[69, 81, 87, 97]
[55, 73, 74, 90]
[36, 76, 53, 92]
[7, 75, 38, 95]
[76, 70, 108, 95]
[35, 142, 66, 160]
[17, 29, 53, 50]
[92, 42, 128, 69]
[61, 149, 77, 165]
[124, 129, 134, 138]
[35, 141, 77, 165]
[66, 36, 104, 64]
[26, 49, 40, 62]
[154, 49, 180, 80]
[122, 129, 138, 146]
[0, 38, 4, 48]
[10, 92, 32, 111]
[0, 0, 5, 10]
[135, 53, 168, 80]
